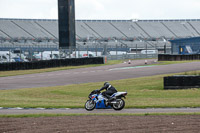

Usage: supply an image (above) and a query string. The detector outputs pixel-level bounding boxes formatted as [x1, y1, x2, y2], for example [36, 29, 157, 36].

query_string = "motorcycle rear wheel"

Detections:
[112, 99, 125, 111]
[85, 100, 96, 111]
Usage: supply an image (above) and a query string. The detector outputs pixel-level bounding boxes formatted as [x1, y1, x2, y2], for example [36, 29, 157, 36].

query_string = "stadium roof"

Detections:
[1, 18, 200, 22]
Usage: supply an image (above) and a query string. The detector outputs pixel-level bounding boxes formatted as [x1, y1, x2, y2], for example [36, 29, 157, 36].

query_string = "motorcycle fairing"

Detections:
[95, 99, 111, 109]
[111, 92, 127, 97]
[92, 94, 111, 109]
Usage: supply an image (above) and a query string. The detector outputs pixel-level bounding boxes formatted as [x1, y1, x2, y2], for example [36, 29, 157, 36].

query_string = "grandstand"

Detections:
[0, 18, 200, 52]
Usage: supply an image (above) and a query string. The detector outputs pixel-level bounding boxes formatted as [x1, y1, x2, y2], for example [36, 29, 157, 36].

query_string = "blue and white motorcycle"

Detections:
[85, 90, 127, 111]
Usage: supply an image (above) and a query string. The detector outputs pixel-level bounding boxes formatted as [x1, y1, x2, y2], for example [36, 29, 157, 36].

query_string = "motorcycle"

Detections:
[85, 90, 127, 111]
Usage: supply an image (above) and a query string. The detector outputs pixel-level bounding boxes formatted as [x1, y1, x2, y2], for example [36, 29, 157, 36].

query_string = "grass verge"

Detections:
[155, 60, 200, 66]
[0, 71, 200, 109]
[1, 60, 199, 77]
[0, 60, 124, 77]
[1, 113, 200, 118]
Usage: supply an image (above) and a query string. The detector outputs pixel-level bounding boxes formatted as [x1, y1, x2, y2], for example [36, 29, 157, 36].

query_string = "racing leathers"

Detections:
[99, 83, 117, 102]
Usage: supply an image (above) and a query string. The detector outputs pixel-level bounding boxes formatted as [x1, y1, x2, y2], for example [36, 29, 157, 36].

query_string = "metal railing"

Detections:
[0, 44, 171, 63]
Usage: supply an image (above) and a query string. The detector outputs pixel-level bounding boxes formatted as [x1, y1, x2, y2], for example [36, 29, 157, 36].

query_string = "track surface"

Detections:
[0, 108, 200, 115]
[1, 59, 200, 90]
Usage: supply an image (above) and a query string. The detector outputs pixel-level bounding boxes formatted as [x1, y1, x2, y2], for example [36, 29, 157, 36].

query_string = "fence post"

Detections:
[136, 44, 138, 54]
[116, 44, 118, 56]
[126, 44, 128, 55]
[31, 48, 33, 62]
[146, 43, 147, 58]
[95, 43, 97, 56]
[78, 45, 80, 58]
[75, 48, 77, 58]
[9, 50, 11, 62]
[87, 45, 89, 57]
[20, 48, 22, 62]
[41, 51, 43, 60]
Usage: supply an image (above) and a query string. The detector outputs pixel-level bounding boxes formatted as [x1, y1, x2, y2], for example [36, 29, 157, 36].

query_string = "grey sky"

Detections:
[0, 0, 200, 20]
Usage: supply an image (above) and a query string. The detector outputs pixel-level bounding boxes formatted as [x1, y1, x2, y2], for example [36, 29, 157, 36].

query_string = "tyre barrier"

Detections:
[164, 75, 200, 89]
[158, 54, 200, 61]
[0, 57, 104, 71]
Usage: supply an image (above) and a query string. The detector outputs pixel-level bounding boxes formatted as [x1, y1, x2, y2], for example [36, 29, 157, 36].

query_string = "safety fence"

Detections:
[164, 75, 200, 89]
[0, 42, 169, 64]
[158, 54, 200, 61]
[106, 54, 158, 60]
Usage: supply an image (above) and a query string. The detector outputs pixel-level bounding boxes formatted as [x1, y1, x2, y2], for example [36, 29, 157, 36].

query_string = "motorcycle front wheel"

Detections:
[85, 100, 96, 111]
[112, 99, 125, 111]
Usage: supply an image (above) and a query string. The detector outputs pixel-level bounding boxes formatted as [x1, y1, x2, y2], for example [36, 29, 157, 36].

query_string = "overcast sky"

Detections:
[0, 0, 200, 20]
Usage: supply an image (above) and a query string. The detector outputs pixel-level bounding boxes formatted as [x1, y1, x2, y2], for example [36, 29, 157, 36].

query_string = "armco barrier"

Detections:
[0, 57, 104, 71]
[164, 75, 200, 89]
[158, 54, 200, 61]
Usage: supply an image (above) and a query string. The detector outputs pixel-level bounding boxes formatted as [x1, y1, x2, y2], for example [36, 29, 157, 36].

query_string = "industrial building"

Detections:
[170, 37, 200, 54]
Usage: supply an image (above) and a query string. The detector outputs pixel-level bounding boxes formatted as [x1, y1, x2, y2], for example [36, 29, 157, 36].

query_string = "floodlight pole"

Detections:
[58, 0, 76, 52]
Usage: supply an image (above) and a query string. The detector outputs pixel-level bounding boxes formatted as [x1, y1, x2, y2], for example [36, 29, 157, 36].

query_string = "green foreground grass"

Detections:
[1, 113, 200, 118]
[1, 71, 200, 109]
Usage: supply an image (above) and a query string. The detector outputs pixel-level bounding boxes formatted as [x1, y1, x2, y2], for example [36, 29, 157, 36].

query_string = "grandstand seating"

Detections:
[0, 20, 32, 39]
[136, 22, 174, 38]
[36, 20, 58, 39]
[12, 20, 54, 39]
[0, 18, 200, 51]
[189, 21, 200, 35]
[84, 21, 125, 39]
[76, 21, 100, 39]
[161, 21, 193, 38]
[130, 22, 149, 38]
[110, 21, 141, 38]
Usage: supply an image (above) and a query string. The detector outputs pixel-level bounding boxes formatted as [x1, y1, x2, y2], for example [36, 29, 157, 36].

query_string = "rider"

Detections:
[99, 82, 118, 103]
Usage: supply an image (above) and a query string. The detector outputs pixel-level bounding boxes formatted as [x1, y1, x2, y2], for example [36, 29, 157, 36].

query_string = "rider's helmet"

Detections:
[104, 82, 110, 87]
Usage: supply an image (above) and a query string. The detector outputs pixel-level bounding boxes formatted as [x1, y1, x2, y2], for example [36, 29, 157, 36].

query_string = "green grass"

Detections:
[0, 60, 124, 77]
[0, 71, 200, 109]
[156, 60, 200, 65]
[1, 113, 200, 118]
[184, 71, 200, 76]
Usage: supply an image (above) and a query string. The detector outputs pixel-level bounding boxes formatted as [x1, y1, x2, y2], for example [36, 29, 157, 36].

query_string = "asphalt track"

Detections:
[0, 108, 200, 115]
[1, 59, 200, 90]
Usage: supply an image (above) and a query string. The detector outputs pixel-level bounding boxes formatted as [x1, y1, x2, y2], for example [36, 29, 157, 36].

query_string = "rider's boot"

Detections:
[105, 97, 114, 107]
[107, 97, 114, 103]
[104, 97, 111, 107]
[104, 98, 109, 107]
